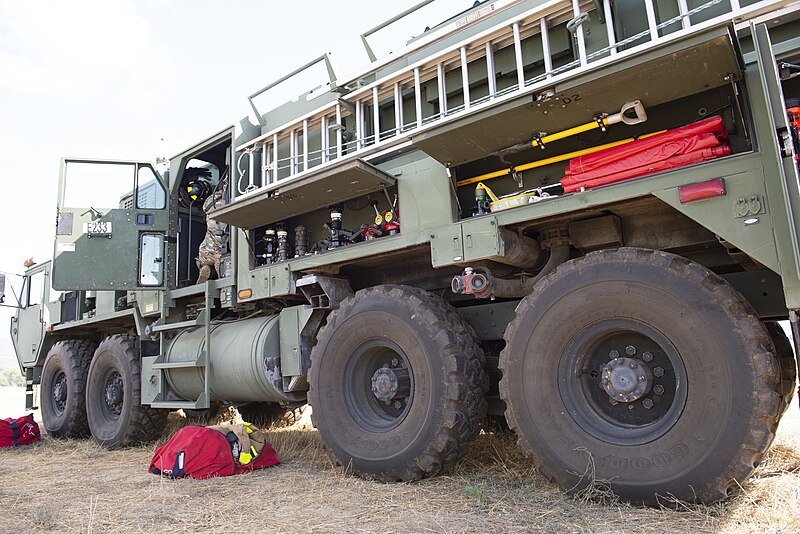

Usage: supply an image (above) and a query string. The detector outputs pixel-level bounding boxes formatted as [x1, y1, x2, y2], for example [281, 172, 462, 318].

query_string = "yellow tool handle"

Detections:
[457, 131, 666, 188]
[530, 118, 609, 148]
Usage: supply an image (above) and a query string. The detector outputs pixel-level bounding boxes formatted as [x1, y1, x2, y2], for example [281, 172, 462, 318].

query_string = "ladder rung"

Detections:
[151, 318, 201, 332]
[150, 400, 203, 410]
[168, 284, 208, 299]
[152, 359, 206, 370]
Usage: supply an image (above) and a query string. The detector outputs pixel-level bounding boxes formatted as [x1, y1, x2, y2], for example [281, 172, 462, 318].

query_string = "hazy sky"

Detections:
[0, 0, 471, 361]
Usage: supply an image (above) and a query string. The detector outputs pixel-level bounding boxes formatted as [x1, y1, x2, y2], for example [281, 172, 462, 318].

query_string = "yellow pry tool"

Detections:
[457, 129, 666, 188]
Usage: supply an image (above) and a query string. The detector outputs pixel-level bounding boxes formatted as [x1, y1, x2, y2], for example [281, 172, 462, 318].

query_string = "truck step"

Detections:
[151, 359, 206, 370]
[150, 400, 208, 410]
[150, 314, 205, 333]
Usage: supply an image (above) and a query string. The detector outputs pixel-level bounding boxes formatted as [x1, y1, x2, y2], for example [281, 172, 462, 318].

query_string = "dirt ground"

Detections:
[1, 387, 799, 534]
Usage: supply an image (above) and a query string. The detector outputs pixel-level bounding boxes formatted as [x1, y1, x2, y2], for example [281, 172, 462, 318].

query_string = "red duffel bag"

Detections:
[149, 425, 280, 480]
[0, 414, 42, 448]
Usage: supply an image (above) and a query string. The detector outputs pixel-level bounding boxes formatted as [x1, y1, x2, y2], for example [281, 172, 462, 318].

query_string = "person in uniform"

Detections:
[196, 190, 224, 284]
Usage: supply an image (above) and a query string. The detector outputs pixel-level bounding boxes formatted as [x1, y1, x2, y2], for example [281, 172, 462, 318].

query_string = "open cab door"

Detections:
[752, 23, 800, 279]
[52, 159, 170, 290]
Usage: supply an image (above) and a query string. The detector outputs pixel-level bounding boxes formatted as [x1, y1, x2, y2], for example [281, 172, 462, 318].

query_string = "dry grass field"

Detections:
[1, 386, 799, 534]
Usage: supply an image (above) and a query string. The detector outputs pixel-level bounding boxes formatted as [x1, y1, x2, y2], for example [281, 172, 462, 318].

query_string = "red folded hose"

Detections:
[562, 145, 731, 193]
[561, 132, 722, 186]
[564, 115, 728, 177]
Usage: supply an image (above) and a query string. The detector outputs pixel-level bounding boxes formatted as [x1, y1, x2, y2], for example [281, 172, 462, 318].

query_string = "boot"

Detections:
[197, 264, 212, 284]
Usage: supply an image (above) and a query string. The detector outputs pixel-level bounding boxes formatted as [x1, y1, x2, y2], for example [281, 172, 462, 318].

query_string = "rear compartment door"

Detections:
[752, 23, 800, 278]
[52, 159, 170, 290]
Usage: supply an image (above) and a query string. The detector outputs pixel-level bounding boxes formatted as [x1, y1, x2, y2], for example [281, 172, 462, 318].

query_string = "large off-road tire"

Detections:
[500, 248, 781, 504]
[86, 335, 167, 448]
[308, 285, 487, 482]
[40, 340, 96, 438]
[764, 321, 797, 415]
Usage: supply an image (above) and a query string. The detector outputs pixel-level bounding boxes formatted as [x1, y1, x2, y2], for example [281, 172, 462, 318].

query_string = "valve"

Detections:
[294, 225, 307, 257]
[383, 207, 400, 235]
[354, 223, 384, 241]
[325, 203, 354, 249]
[371, 200, 384, 226]
[261, 226, 276, 265]
[473, 184, 492, 216]
[275, 222, 290, 262]
[451, 267, 494, 299]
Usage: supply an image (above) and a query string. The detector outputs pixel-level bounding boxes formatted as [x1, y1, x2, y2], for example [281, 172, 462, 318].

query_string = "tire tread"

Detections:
[309, 284, 488, 482]
[499, 248, 781, 504]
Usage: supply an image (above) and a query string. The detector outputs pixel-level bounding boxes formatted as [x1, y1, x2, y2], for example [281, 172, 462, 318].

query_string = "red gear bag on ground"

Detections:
[0, 414, 42, 448]
[148, 425, 280, 480]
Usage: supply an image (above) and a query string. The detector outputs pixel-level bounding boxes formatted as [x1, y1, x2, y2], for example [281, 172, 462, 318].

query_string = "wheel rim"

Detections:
[102, 371, 124, 420]
[558, 319, 687, 445]
[344, 338, 414, 432]
[51, 370, 68, 415]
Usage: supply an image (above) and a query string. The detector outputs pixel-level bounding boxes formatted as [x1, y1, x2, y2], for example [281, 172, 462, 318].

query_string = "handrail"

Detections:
[359, 0, 438, 62]
[247, 53, 337, 127]
[233, 0, 796, 200]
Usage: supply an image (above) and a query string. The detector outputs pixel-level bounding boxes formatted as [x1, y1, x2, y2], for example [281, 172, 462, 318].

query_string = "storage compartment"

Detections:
[247, 187, 401, 269]
[209, 158, 397, 229]
[410, 24, 743, 167]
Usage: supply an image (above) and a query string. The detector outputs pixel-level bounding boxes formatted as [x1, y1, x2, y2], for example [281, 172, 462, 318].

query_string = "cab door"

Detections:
[11, 263, 47, 368]
[752, 24, 800, 279]
[52, 159, 170, 290]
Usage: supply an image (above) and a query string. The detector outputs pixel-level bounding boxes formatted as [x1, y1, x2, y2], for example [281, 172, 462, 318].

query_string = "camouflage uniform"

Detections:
[196, 192, 223, 283]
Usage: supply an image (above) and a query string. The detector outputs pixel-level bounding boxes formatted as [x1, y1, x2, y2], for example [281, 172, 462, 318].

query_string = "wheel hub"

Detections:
[345, 338, 415, 432]
[600, 357, 653, 402]
[371, 366, 410, 402]
[51, 373, 67, 413]
[559, 321, 687, 445]
[104, 372, 124, 417]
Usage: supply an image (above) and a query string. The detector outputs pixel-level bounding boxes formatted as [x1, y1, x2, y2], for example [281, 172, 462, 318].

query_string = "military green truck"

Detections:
[10, 0, 800, 504]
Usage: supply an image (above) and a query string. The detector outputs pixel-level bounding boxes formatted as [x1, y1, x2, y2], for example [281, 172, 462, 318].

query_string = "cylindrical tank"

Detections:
[164, 314, 304, 404]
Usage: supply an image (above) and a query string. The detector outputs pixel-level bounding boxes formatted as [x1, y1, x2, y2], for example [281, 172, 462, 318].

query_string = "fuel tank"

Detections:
[164, 314, 304, 404]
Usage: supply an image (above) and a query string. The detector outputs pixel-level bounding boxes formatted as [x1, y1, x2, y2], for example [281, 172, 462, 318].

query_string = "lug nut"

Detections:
[609, 398, 619, 405]
[626, 345, 636, 356]
[642, 398, 654, 409]
[628, 404, 635, 410]
[394, 401, 402, 409]
[653, 384, 665, 395]
[391, 358, 399, 366]
[642, 351, 653, 363]
[653, 367, 665, 377]
[609, 350, 620, 359]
